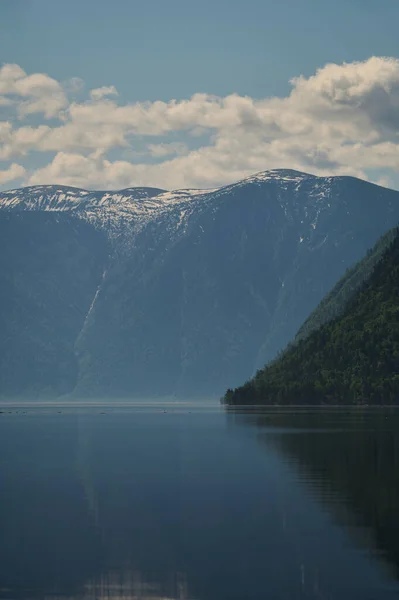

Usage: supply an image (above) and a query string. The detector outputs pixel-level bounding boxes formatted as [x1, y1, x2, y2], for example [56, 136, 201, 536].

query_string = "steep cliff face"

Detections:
[1, 170, 399, 399]
[0, 212, 109, 398]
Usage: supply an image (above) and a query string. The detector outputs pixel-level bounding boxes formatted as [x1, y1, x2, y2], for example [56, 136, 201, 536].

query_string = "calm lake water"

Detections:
[1, 404, 399, 600]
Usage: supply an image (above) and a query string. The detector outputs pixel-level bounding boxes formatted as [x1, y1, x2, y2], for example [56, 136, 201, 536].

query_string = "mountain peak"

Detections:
[246, 168, 313, 183]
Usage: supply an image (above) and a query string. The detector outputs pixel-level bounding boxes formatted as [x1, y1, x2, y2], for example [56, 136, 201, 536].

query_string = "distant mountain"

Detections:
[0, 183, 219, 246]
[223, 228, 399, 406]
[1, 169, 399, 399]
[0, 212, 109, 398]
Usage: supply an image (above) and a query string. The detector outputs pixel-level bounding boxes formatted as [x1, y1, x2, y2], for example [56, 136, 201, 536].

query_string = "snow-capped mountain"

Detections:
[0, 181, 228, 244]
[0, 184, 165, 211]
[0, 169, 364, 244]
[1, 169, 399, 399]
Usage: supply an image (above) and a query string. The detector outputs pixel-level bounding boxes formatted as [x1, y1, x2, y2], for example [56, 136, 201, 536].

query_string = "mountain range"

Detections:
[1, 169, 399, 400]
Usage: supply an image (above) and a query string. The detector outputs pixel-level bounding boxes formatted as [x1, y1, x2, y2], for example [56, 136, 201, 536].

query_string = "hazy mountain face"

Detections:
[0, 212, 109, 398]
[1, 169, 399, 399]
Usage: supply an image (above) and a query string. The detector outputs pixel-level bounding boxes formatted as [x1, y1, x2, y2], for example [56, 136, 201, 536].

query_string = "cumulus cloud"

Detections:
[90, 85, 119, 100]
[0, 122, 129, 160]
[0, 63, 68, 118]
[1, 57, 399, 189]
[0, 162, 25, 185]
[290, 57, 399, 108]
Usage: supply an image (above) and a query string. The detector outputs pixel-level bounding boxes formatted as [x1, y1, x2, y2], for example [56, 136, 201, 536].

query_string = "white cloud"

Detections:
[0, 163, 25, 185]
[290, 57, 399, 106]
[0, 122, 128, 159]
[0, 63, 26, 91]
[2, 57, 399, 190]
[90, 85, 119, 100]
[0, 63, 68, 118]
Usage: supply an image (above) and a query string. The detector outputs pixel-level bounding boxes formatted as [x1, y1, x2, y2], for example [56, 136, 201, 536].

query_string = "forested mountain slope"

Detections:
[296, 226, 398, 342]
[224, 229, 399, 406]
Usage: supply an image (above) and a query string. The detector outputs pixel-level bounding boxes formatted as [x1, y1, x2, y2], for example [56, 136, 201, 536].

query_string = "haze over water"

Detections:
[1, 404, 399, 600]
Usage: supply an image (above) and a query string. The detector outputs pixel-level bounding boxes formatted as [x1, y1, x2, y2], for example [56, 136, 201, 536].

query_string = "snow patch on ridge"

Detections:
[0, 169, 342, 249]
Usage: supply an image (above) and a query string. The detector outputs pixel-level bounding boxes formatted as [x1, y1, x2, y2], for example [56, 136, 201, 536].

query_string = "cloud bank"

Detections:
[1, 57, 399, 190]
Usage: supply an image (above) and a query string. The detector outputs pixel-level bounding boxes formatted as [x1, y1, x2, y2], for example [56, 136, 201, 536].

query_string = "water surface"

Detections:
[1, 404, 399, 599]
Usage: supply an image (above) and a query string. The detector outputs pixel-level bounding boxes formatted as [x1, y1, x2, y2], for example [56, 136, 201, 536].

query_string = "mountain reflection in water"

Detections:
[233, 408, 399, 580]
[1, 406, 399, 600]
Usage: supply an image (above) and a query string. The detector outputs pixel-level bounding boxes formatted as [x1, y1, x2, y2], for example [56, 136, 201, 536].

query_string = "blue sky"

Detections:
[1, 0, 399, 190]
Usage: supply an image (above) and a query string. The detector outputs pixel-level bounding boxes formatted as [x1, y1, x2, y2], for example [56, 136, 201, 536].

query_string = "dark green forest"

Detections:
[295, 226, 398, 342]
[223, 228, 399, 406]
